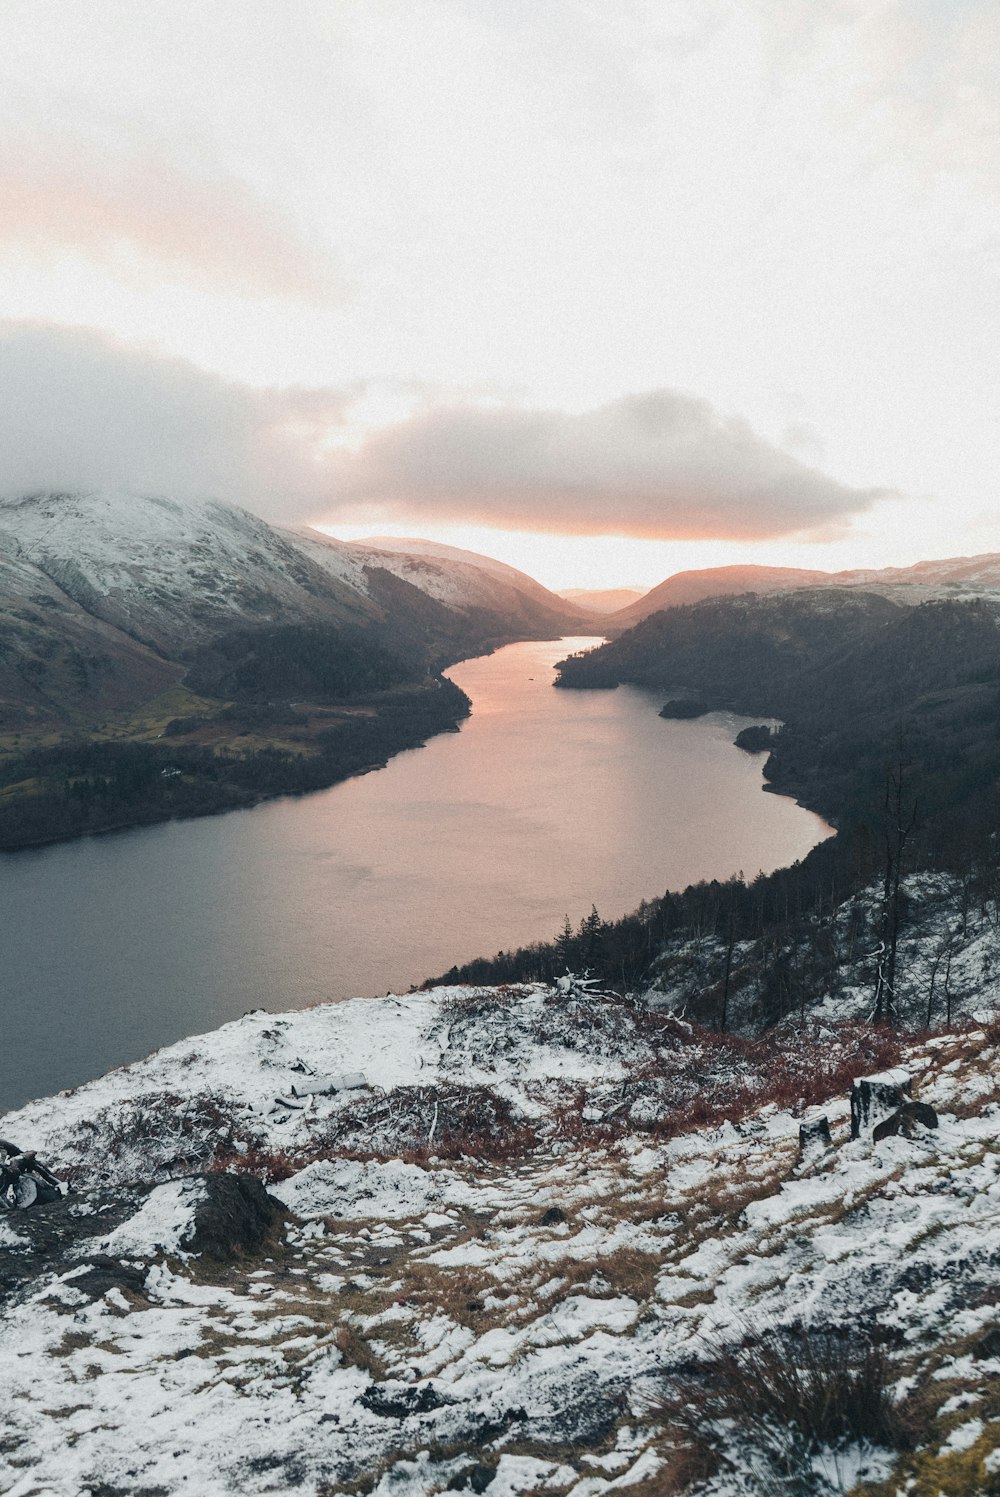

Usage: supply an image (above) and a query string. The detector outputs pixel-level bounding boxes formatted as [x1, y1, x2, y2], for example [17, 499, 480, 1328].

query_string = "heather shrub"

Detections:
[656, 1323, 912, 1494]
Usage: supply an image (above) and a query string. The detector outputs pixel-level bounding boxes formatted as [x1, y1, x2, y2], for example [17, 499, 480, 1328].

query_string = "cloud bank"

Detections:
[0, 322, 349, 518]
[331, 392, 886, 541]
[0, 323, 885, 541]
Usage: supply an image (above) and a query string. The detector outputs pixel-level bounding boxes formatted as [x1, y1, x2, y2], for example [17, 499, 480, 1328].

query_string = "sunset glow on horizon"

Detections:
[2, 2, 998, 589]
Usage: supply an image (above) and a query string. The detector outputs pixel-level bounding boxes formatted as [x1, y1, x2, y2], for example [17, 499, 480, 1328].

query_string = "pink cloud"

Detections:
[328, 393, 889, 542]
[0, 135, 341, 301]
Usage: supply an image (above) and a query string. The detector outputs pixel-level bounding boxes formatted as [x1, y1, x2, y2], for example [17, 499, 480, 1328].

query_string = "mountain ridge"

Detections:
[610, 553, 1000, 627]
[0, 490, 590, 849]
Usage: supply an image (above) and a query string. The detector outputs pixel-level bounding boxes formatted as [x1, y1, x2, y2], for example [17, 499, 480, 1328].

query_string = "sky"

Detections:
[1, 0, 998, 590]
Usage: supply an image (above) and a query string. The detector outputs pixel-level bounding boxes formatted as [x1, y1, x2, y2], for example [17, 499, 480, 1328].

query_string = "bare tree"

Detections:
[872, 753, 919, 1024]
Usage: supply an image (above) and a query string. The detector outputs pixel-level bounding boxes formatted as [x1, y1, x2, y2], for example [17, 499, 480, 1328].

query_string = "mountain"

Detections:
[0, 492, 589, 734]
[306, 531, 593, 638]
[0, 491, 590, 849]
[557, 586, 647, 614]
[3, 970, 997, 1494]
[609, 564, 831, 625]
[609, 552, 1000, 628]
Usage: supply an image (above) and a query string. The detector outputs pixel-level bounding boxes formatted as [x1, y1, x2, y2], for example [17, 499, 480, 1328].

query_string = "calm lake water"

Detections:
[1, 638, 832, 1109]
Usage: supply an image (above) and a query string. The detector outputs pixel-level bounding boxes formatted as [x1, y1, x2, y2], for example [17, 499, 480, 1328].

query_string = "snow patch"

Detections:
[85, 1178, 206, 1259]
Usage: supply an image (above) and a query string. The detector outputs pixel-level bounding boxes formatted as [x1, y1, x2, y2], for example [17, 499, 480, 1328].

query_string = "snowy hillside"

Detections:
[315, 532, 590, 631]
[3, 979, 999, 1496]
[0, 490, 379, 655]
[612, 555, 1000, 627]
[0, 490, 585, 739]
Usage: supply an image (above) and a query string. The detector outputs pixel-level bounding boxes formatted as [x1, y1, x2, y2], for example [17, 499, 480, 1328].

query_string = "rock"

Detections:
[182, 1173, 286, 1261]
[798, 1116, 832, 1154]
[540, 1206, 567, 1225]
[904, 1100, 939, 1130]
[359, 1382, 449, 1418]
[973, 1324, 1000, 1360]
[448, 1465, 497, 1492]
[873, 1099, 940, 1142]
[66, 1255, 151, 1303]
[850, 1069, 912, 1139]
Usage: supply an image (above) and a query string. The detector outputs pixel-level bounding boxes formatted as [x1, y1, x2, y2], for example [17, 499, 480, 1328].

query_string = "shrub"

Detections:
[656, 1322, 912, 1493]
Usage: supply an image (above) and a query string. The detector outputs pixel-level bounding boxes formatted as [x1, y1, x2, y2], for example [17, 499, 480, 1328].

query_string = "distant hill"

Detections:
[609, 554, 1000, 628]
[558, 586, 647, 614]
[610, 566, 828, 626]
[557, 586, 1000, 866]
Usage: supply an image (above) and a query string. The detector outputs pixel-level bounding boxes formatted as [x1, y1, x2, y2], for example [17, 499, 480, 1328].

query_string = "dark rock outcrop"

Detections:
[182, 1173, 286, 1260]
[872, 1099, 939, 1143]
[799, 1116, 832, 1154]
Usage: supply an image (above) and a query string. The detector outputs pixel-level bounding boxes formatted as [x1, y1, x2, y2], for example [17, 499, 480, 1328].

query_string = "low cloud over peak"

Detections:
[0, 323, 887, 543]
[330, 392, 887, 541]
[0, 322, 350, 517]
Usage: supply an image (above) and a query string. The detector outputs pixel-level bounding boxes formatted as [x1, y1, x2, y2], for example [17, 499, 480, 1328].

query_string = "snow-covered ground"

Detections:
[642, 872, 1000, 1036]
[2, 980, 999, 1496]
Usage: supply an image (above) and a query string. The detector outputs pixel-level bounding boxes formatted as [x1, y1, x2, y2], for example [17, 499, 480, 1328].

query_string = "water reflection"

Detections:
[0, 638, 831, 1107]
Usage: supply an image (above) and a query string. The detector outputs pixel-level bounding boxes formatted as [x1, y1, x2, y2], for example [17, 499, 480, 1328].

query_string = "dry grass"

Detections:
[654, 1322, 914, 1492]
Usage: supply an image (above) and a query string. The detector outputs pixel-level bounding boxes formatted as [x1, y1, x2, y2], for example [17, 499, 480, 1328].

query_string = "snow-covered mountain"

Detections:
[2, 964, 998, 1496]
[0, 491, 587, 731]
[323, 533, 595, 634]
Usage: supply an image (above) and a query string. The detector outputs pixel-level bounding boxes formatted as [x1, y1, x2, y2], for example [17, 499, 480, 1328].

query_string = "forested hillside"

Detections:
[435, 590, 1000, 1025]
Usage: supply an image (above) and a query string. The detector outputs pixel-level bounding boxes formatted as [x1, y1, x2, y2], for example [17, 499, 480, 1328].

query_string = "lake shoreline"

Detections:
[0, 675, 472, 856]
[1, 639, 831, 1110]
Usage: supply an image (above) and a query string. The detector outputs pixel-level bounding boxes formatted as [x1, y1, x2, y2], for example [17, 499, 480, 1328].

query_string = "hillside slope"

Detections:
[611, 553, 1000, 628]
[0, 491, 588, 849]
[2, 979, 998, 1496]
[556, 589, 1000, 862]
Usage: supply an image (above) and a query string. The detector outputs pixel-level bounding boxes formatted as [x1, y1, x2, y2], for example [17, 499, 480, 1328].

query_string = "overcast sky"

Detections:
[1, 0, 998, 587]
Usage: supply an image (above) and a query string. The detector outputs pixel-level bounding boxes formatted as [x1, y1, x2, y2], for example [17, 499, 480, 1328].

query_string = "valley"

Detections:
[0, 491, 591, 850]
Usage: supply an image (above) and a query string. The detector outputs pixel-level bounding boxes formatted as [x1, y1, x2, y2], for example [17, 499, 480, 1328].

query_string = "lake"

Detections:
[1, 638, 831, 1109]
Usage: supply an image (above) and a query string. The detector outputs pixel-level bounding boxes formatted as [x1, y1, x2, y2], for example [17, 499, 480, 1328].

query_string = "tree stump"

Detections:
[850, 1070, 912, 1139]
[798, 1116, 832, 1155]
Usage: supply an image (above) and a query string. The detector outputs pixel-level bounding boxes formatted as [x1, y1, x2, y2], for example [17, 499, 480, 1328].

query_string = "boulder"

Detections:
[182, 1173, 286, 1260]
[68, 1254, 151, 1303]
[973, 1325, 1000, 1361]
[850, 1069, 912, 1139]
[448, 1466, 497, 1493]
[872, 1099, 939, 1143]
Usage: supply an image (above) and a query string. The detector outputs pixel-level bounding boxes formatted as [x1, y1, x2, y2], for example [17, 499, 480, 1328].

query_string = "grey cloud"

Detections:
[0, 326, 887, 541]
[330, 391, 887, 540]
[0, 322, 349, 519]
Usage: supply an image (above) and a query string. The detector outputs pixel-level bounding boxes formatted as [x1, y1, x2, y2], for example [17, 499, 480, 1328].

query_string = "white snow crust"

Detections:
[2, 981, 999, 1496]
